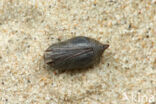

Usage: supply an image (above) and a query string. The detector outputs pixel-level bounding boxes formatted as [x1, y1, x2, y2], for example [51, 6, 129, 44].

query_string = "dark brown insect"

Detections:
[44, 36, 109, 70]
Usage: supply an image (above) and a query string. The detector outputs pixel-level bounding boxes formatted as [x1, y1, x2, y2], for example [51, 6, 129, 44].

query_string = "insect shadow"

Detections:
[44, 63, 94, 75]
[44, 51, 112, 75]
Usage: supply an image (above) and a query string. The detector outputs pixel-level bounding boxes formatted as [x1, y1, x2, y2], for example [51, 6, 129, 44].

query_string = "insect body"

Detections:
[44, 36, 109, 70]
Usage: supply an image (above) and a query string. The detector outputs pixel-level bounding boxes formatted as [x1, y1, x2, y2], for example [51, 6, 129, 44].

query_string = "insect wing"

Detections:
[46, 47, 94, 69]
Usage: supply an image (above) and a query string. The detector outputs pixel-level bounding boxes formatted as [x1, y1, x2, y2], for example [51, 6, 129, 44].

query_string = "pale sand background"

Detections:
[0, 0, 156, 104]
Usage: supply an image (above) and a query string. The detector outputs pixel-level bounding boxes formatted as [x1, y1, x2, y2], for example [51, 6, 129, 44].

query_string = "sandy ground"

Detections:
[0, 0, 156, 104]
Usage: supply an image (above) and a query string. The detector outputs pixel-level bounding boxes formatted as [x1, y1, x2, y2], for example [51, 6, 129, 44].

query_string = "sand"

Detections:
[0, 0, 156, 104]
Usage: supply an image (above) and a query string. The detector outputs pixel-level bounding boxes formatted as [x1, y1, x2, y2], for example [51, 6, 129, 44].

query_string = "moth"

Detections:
[44, 36, 109, 70]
